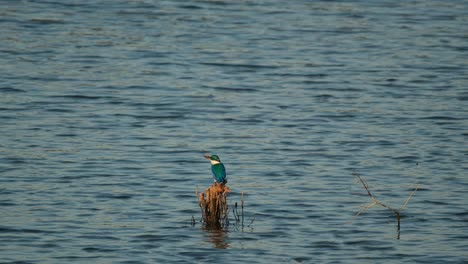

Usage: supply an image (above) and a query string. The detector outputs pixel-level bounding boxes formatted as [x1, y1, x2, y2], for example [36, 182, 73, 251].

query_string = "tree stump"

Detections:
[198, 183, 230, 226]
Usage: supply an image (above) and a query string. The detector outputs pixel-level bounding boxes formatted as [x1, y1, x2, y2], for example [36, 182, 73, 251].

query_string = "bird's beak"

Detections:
[203, 155, 211, 160]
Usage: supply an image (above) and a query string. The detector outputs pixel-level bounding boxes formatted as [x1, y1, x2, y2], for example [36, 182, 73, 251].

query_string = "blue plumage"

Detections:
[211, 163, 227, 184]
[204, 154, 227, 185]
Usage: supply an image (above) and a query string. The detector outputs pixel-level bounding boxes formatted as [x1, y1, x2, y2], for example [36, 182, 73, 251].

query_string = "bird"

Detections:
[204, 154, 227, 185]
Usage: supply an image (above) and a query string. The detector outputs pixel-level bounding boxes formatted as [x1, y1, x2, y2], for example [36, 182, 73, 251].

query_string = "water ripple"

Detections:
[1, 0, 467, 263]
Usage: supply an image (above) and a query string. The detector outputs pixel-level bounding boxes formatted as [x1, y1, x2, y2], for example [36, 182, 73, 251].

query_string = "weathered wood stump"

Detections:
[198, 183, 230, 226]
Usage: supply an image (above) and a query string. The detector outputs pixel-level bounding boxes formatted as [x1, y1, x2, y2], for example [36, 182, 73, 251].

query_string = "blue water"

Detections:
[1, 0, 468, 263]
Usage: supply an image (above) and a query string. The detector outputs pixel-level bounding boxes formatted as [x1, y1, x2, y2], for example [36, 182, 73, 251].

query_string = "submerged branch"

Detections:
[401, 186, 419, 210]
[357, 175, 399, 215]
[353, 174, 418, 239]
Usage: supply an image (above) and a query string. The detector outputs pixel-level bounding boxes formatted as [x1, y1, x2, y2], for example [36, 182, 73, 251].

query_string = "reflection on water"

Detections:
[203, 226, 229, 249]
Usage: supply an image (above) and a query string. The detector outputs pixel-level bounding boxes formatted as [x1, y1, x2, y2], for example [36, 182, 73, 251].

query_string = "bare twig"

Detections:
[241, 192, 244, 227]
[357, 175, 398, 214]
[349, 201, 377, 224]
[400, 186, 419, 210]
[247, 216, 256, 228]
[353, 174, 418, 239]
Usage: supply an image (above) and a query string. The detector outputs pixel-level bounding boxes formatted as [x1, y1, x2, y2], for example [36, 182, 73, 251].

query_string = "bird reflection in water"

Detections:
[202, 225, 229, 249]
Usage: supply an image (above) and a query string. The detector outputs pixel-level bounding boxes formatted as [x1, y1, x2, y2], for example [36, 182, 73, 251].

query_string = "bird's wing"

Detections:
[211, 163, 226, 183]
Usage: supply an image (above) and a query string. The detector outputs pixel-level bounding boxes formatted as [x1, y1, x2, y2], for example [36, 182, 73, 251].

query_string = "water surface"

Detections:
[1, 0, 468, 263]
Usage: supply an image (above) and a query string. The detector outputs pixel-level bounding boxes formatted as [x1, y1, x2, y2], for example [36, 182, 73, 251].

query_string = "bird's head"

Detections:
[204, 154, 221, 164]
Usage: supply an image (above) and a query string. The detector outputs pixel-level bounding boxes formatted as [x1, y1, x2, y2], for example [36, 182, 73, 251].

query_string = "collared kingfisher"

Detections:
[204, 154, 227, 185]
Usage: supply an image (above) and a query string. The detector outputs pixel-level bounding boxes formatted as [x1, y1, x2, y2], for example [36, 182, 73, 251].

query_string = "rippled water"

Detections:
[1, 0, 468, 263]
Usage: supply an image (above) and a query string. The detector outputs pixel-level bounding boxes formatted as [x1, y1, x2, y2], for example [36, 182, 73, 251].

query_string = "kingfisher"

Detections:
[204, 154, 227, 185]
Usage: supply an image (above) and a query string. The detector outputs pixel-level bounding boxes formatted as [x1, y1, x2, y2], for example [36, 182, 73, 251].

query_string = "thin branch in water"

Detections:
[348, 201, 377, 224]
[352, 174, 418, 239]
[400, 186, 419, 210]
[232, 202, 239, 222]
[356, 175, 398, 214]
[247, 216, 256, 228]
[241, 192, 244, 227]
